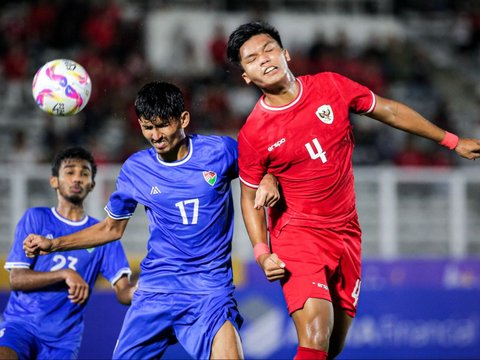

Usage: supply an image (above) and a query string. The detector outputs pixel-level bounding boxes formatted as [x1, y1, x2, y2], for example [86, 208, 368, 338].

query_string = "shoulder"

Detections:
[22, 207, 50, 218]
[24, 206, 49, 214]
[124, 148, 154, 164]
[192, 134, 237, 151]
[191, 134, 238, 167]
[120, 148, 154, 172]
[16, 207, 52, 230]
[302, 72, 348, 85]
[303, 72, 370, 99]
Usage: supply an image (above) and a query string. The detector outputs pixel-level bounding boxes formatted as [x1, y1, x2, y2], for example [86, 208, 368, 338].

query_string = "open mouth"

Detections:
[264, 66, 277, 75]
[154, 141, 168, 150]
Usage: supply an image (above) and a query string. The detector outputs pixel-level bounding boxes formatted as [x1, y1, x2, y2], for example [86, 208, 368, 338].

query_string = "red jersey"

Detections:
[238, 72, 375, 230]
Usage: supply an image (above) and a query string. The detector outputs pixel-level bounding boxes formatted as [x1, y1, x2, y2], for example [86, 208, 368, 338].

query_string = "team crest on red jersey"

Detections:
[203, 171, 217, 186]
[316, 105, 334, 124]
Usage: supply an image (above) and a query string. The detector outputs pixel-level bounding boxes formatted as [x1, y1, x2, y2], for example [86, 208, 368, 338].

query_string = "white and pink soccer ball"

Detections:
[32, 59, 92, 116]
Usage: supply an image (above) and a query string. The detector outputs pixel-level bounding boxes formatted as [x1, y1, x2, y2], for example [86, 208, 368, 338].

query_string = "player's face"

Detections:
[138, 111, 190, 161]
[239, 33, 291, 90]
[51, 159, 94, 205]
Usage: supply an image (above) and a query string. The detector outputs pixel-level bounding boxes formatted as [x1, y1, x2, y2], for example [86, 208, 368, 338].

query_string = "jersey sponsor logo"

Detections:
[316, 104, 334, 124]
[312, 281, 329, 291]
[268, 138, 286, 152]
[203, 171, 217, 186]
[150, 186, 161, 195]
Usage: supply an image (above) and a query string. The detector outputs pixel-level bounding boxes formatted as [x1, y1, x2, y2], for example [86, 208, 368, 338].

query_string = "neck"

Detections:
[159, 136, 189, 162]
[263, 73, 298, 106]
[55, 202, 85, 222]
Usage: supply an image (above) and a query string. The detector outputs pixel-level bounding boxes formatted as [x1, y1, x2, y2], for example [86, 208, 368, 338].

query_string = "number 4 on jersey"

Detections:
[305, 138, 327, 163]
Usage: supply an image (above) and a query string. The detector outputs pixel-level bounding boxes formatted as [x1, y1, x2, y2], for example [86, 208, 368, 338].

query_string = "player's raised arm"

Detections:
[370, 95, 480, 160]
[23, 217, 129, 257]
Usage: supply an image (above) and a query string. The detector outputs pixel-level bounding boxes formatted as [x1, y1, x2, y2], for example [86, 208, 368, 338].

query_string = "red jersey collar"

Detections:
[259, 78, 303, 111]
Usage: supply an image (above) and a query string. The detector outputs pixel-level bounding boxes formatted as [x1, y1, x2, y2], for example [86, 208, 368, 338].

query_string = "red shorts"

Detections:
[271, 215, 362, 317]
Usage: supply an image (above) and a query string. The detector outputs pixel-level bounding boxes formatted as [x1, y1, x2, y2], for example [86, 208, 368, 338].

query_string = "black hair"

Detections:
[51, 146, 97, 180]
[134, 81, 185, 124]
[227, 21, 283, 66]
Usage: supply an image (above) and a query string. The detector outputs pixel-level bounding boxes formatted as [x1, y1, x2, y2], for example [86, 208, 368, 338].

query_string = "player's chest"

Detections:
[35, 249, 98, 274]
[136, 166, 229, 206]
[258, 102, 352, 163]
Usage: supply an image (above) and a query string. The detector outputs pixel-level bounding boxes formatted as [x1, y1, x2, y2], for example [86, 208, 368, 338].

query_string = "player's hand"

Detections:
[255, 173, 280, 209]
[455, 138, 480, 160]
[23, 234, 53, 258]
[129, 282, 138, 300]
[113, 275, 138, 305]
[258, 253, 286, 281]
[62, 269, 89, 305]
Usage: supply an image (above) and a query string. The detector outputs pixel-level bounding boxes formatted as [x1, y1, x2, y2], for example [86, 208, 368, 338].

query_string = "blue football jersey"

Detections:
[105, 134, 238, 293]
[3, 207, 131, 343]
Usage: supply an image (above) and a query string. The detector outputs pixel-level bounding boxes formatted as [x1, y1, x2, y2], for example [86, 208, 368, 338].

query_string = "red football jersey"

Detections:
[238, 72, 375, 230]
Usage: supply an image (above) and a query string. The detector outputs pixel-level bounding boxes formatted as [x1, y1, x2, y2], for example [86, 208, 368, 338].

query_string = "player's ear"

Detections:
[180, 111, 190, 129]
[284, 49, 291, 62]
[88, 181, 96, 192]
[50, 176, 58, 190]
[242, 72, 252, 85]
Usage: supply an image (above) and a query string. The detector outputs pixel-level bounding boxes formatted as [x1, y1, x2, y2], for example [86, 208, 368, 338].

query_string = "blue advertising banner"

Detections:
[1, 258, 479, 359]
[343, 289, 480, 359]
[343, 258, 480, 359]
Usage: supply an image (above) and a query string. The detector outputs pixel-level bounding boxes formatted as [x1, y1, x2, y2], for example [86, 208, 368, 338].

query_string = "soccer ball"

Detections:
[32, 59, 92, 116]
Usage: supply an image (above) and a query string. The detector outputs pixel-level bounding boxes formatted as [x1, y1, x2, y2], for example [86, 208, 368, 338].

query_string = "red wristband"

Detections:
[439, 131, 459, 150]
[254, 243, 270, 261]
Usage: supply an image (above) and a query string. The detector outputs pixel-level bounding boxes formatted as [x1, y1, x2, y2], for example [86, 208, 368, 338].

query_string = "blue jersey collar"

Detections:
[155, 137, 193, 166]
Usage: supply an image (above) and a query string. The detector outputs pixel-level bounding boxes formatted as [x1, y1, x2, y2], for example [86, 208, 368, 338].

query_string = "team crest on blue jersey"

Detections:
[203, 171, 217, 186]
[316, 105, 334, 124]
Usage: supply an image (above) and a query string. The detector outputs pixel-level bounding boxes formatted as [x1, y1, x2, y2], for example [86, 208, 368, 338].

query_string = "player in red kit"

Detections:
[227, 21, 480, 360]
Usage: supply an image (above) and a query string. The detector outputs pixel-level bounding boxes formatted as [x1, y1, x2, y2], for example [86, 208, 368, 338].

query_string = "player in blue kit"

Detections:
[23, 82, 279, 359]
[0, 147, 135, 360]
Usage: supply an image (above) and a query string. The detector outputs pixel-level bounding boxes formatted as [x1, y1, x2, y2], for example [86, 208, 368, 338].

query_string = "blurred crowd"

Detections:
[1, 0, 480, 167]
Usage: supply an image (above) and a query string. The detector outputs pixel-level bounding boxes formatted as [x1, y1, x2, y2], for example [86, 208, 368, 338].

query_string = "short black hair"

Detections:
[51, 146, 97, 179]
[227, 21, 283, 66]
[134, 81, 185, 124]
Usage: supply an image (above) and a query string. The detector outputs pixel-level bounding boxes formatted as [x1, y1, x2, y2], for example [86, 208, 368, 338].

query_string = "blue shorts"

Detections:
[113, 288, 243, 359]
[0, 321, 79, 360]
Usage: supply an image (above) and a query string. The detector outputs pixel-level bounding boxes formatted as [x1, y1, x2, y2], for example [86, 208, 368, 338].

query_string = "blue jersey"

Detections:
[105, 134, 238, 294]
[3, 207, 131, 344]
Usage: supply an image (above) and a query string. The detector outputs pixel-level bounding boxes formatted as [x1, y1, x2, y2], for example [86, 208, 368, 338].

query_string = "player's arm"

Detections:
[240, 182, 286, 281]
[370, 95, 480, 159]
[9, 268, 89, 304]
[256, 173, 280, 209]
[23, 217, 129, 257]
[112, 274, 137, 305]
